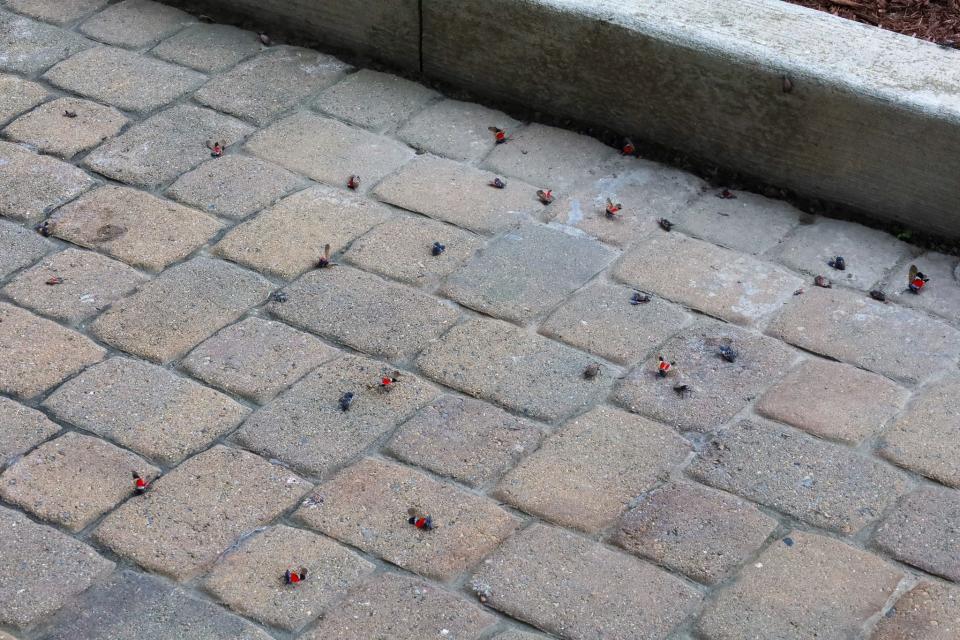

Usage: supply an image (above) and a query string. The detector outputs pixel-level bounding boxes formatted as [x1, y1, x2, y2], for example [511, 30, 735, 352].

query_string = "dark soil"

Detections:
[784, 0, 960, 46]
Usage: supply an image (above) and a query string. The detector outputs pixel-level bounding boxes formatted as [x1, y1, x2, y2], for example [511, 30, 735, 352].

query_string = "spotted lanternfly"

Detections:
[908, 264, 929, 294]
[132, 471, 149, 495]
[63, 109, 77, 118]
[828, 256, 846, 271]
[284, 568, 308, 585]
[490, 177, 506, 189]
[657, 356, 674, 377]
[605, 198, 622, 219]
[317, 243, 335, 269]
[488, 126, 508, 144]
[407, 507, 434, 531]
[46, 276, 63, 286]
[270, 291, 288, 303]
[630, 291, 650, 305]
[782, 76, 794, 94]
[673, 381, 689, 397]
[35, 220, 55, 237]
[621, 138, 636, 155]
[206, 139, 223, 157]
[347, 175, 360, 190]
[379, 371, 401, 391]
[814, 275, 832, 288]
[718, 344, 737, 363]
[258, 32, 272, 46]
[339, 391, 354, 412]
[583, 362, 601, 379]
[536, 189, 554, 205]
[657, 218, 674, 232]
[717, 189, 737, 199]
[869, 289, 887, 302]
[431, 241, 446, 256]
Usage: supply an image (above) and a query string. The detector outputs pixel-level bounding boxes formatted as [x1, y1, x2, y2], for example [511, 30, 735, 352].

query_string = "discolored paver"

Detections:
[90, 257, 273, 363]
[94, 445, 311, 580]
[697, 531, 901, 640]
[0, 9, 91, 74]
[495, 406, 689, 534]
[315, 69, 439, 131]
[78, 0, 195, 49]
[873, 486, 960, 582]
[881, 251, 960, 322]
[234, 354, 439, 477]
[672, 189, 802, 254]
[0, 396, 59, 468]
[5, 0, 108, 26]
[0, 74, 47, 125]
[397, 99, 521, 161]
[0, 431, 160, 532]
[151, 24, 262, 73]
[0, 140, 94, 222]
[473, 523, 702, 640]
[0, 218, 51, 279]
[202, 525, 375, 631]
[43, 356, 250, 464]
[295, 457, 519, 580]
[614, 481, 778, 584]
[871, 580, 960, 640]
[3, 97, 128, 159]
[0, 506, 114, 630]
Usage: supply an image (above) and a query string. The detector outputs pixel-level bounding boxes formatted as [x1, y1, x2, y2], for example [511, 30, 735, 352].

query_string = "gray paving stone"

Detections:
[417, 318, 611, 423]
[443, 224, 615, 322]
[90, 257, 273, 363]
[3, 96, 128, 159]
[871, 580, 960, 640]
[0, 396, 59, 468]
[767, 286, 960, 384]
[873, 486, 960, 582]
[613, 320, 796, 432]
[0, 140, 94, 222]
[44, 46, 205, 114]
[5, 0, 108, 26]
[0, 431, 159, 532]
[473, 523, 702, 640]
[0, 9, 91, 74]
[492, 633, 549, 640]
[43, 356, 249, 464]
[245, 111, 413, 186]
[234, 354, 439, 477]
[0, 74, 47, 125]
[495, 406, 689, 534]
[372, 155, 545, 234]
[303, 573, 496, 640]
[697, 531, 902, 640]
[94, 445, 311, 580]
[43, 570, 273, 640]
[202, 524, 375, 632]
[48, 185, 222, 272]
[396, 98, 521, 161]
[0, 506, 113, 630]
[689, 419, 910, 534]
[0, 218, 51, 279]
[614, 232, 804, 326]
[268, 266, 460, 360]
[195, 47, 350, 125]
[165, 155, 306, 220]
[83, 104, 254, 189]
[757, 359, 908, 445]
[295, 457, 519, 580]
[386, 395, 543, 488]
[79, 0, 194, 49]
[2, 248, 149, 323]
[213, 185, 390, 279]
[614, 481, 778, 585]
[314, 69, 438, 131]
[882, 251, 960, 322]
[150, 23, 262, 73]
[0, 302, 105, 400]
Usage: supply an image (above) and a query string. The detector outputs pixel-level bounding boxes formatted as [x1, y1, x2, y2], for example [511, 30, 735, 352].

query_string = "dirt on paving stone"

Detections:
[784, 0, 960, 45]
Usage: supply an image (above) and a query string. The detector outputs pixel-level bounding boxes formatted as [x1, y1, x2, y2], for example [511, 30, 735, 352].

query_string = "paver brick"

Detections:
[882, 251, 960, 322]
[417, 318, 611, 422]
[0, 218, 51, 279]
[202, 525, 375, 631]
[0, 396, 59, 468]
[44, 47, 205, 114]
[757, 358, 908, 445]
[0, 140, 94, 222]
[150, 23, 262, 73]
[493, 633, 549, 640]
[295, 457, 519, 580]
[396, 99, 521, 161]
[234, 354, 439, 477]
[245, 111, 413, 186]
[78, 0, 195, 49]
[473, 523, 702, 640]
[0, 302, 105, 400]
[166, 155, 306, 220]
[0, 506, 113, 630]
[614, 481, 778, 584]
[873, 486, 960, 582]
[495, 406, 689, 533]
[2, 248, 149, 323]
[94, 445, 311, 580]
[0, 74, 47, 125]
[386, 395, 543, 488]
[871, 580, 960, 640]
[615, 232, 804, 326]
[315, 68, 438, 131]
[83, 104, 254, 189]
[196, 47, 350, 125]
[614, 320, 796, 432]
[303, 573, 496, 640]
[0, 9, 91, 74]
[183, 318, 337, 403]
[689, 419, 910, 534]
[0, 431, 160, 532]
[372, 155, 545, 234]
[697, 531, 902, 640]
[49, 185, 222, 272]
[43, 356, 250, 464]
[90, 257, 273, 363]
[5, 0, 108, 26]
[3, 96, 128, 159]
[443, 224, 615, 322]
[767, 286, 960, 383]
[213, 185, 390, 279]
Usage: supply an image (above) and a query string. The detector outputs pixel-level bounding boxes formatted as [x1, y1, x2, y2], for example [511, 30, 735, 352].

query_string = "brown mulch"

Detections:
[784, 0, 960, 45]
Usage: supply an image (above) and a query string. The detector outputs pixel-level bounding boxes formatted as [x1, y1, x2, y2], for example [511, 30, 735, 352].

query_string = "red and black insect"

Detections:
[621, 138, 636, 155]
[908, 264, 929, 294]
[869, 289, 887, 302]
[407, 507, 433, 531]
[379, 371, 401, 391]
[490, 177, 506, 189]
[339, 391, 354, 412]
[657, 218, 674, 232]
[814, 275, 832, 289]
[605, 198, 622, 219]
[45, 276, 64, 286]
[536, 189, 554, 205]
[206, 139, 224, 157]
[657, 356, 674, 377]
[717, 189, 737, 199]
[488, 126, 508, 144]
[35, 220, 55, 237]
[630, 291, 651, 305]
[132, 471, 149, 495]
[347, 175, 360, 190]
[431, 242, 446, 256]
[317, 243, 335, 269]
[828, 256, 846, 271]
[284, 568, 308, 585]
[718, 344, 737, 363]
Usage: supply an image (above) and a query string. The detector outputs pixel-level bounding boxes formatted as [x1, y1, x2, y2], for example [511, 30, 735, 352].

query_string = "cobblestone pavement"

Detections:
[1, 2, 960, 639]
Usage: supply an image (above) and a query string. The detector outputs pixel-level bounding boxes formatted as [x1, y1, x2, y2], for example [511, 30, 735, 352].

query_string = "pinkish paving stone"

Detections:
[0, 396, 60, 468]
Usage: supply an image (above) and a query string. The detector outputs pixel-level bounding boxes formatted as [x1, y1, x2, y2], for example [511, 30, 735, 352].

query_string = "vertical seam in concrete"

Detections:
[418, 0, 424, 73]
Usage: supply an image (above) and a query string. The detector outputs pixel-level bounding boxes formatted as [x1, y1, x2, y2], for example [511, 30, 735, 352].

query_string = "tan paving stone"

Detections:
[0, 140, 94, 222]
[3, 97, 128, 159]
[492, 633, 549, 640]
[314, 69, 439, 131]
[295, 457, 519, 580]
[473, 523, 702, 640]
[871, 580, 960, 640]
[0, 218, 52, 279]
[0, 431, 160, 532]
[882, 251, 960, 322]
[43, 356, 249, 464]
[0, 74, 47, 125]
[150, 23, 262, 73]
[0, 302, 105, 400]
[0, 9, 91, 74]
[495, 406, 689, 534]
[94, 445, 311, 580]
[202, 525, 375, 631]
[0, 396, 59, 468]
[5, 0, 108, 26]
[90, 257, 273, 363]
[234, 354, 439, 477]
[697, 531, 902, 640]
[79, 0, 195, 48]
[396, 98, 521, 161]
[874, 486, 960, 582]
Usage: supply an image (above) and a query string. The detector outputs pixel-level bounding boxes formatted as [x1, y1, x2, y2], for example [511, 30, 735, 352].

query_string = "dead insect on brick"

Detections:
[45, 276, 64, 286]
[908, 264, 929, 294]
[869, 289, 887, 302]
[536, 189, 554, 205]
[317, 243, 336, 269]
[814, 275, 832, 288]
[673, 381, 690, 397]
[347, 175, 360, 190]
[258, 32, 272, 46]
[284, 567, 307, 585]
[206, 139, 224, 157]
[656, 355, 674, 377]
[657, 217, 674, 232]
[431, 241, 446, 256]
[782, 75, 794, 94]
[828, 256, 846, 271]
[338, 391, 355, 412]
[488, 126, 508, 144]
[605, 198, 622, 219]
[378, 371, 401, 391]
[63, 109, 77, 118]
[269, 291, 288, 303]
[793, 287, 805, 296]
[35, 220, 55, 237]
[718, 344, 737, 363]
[630, 291, 650, 305]
[132, 471, 149, 495]
[717, 189, 737, 199]
[407, 507, 434, 531]
[621, 138, 636, 155]
[583, 362, 602, 379]
[490, 177, 506, 189]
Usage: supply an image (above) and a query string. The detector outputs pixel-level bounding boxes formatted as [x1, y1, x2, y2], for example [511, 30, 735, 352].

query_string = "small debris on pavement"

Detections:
[284, 568, 307, 585]
[45, 276, 64, 286]
[630, 291, 651, 305]
[908, 264, 929, 293]
[206, 139, 223, 157]
[35, 220, 55, 237]
[407, 507, 434, 530]
[347, 175, 360, 190]
[605, 198, 622, 219]
[339, 391, 354, 412]
[793, 287, 805, 296]
[782, 75, 794, 93]
[673, 381, 689, 397]
[657, 217, 674, 231]
[270, 291, 288, 303]
[488, 126, 508, 144]
[783, 537, 795, 547]
[657, 356, 674, 377]
[869, 289, 887, 302]
[717, 189, 737, 199]
[583, 362, 602, 379]
[489, 177, 506, 189]
[814, 275, 832, 288]
[258, 32, 272, 46]
[828, 256, 846, 271]
[621, 138, 636, 155]
[431, 241, 446, 256]
[718, 344, 737, 363]
[317, 243, 335, 268]
[470, 578, 492, 603]
[536, 189, 554, 205]
[63, 109, 77, 118]
[132, 471, 149, 495]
